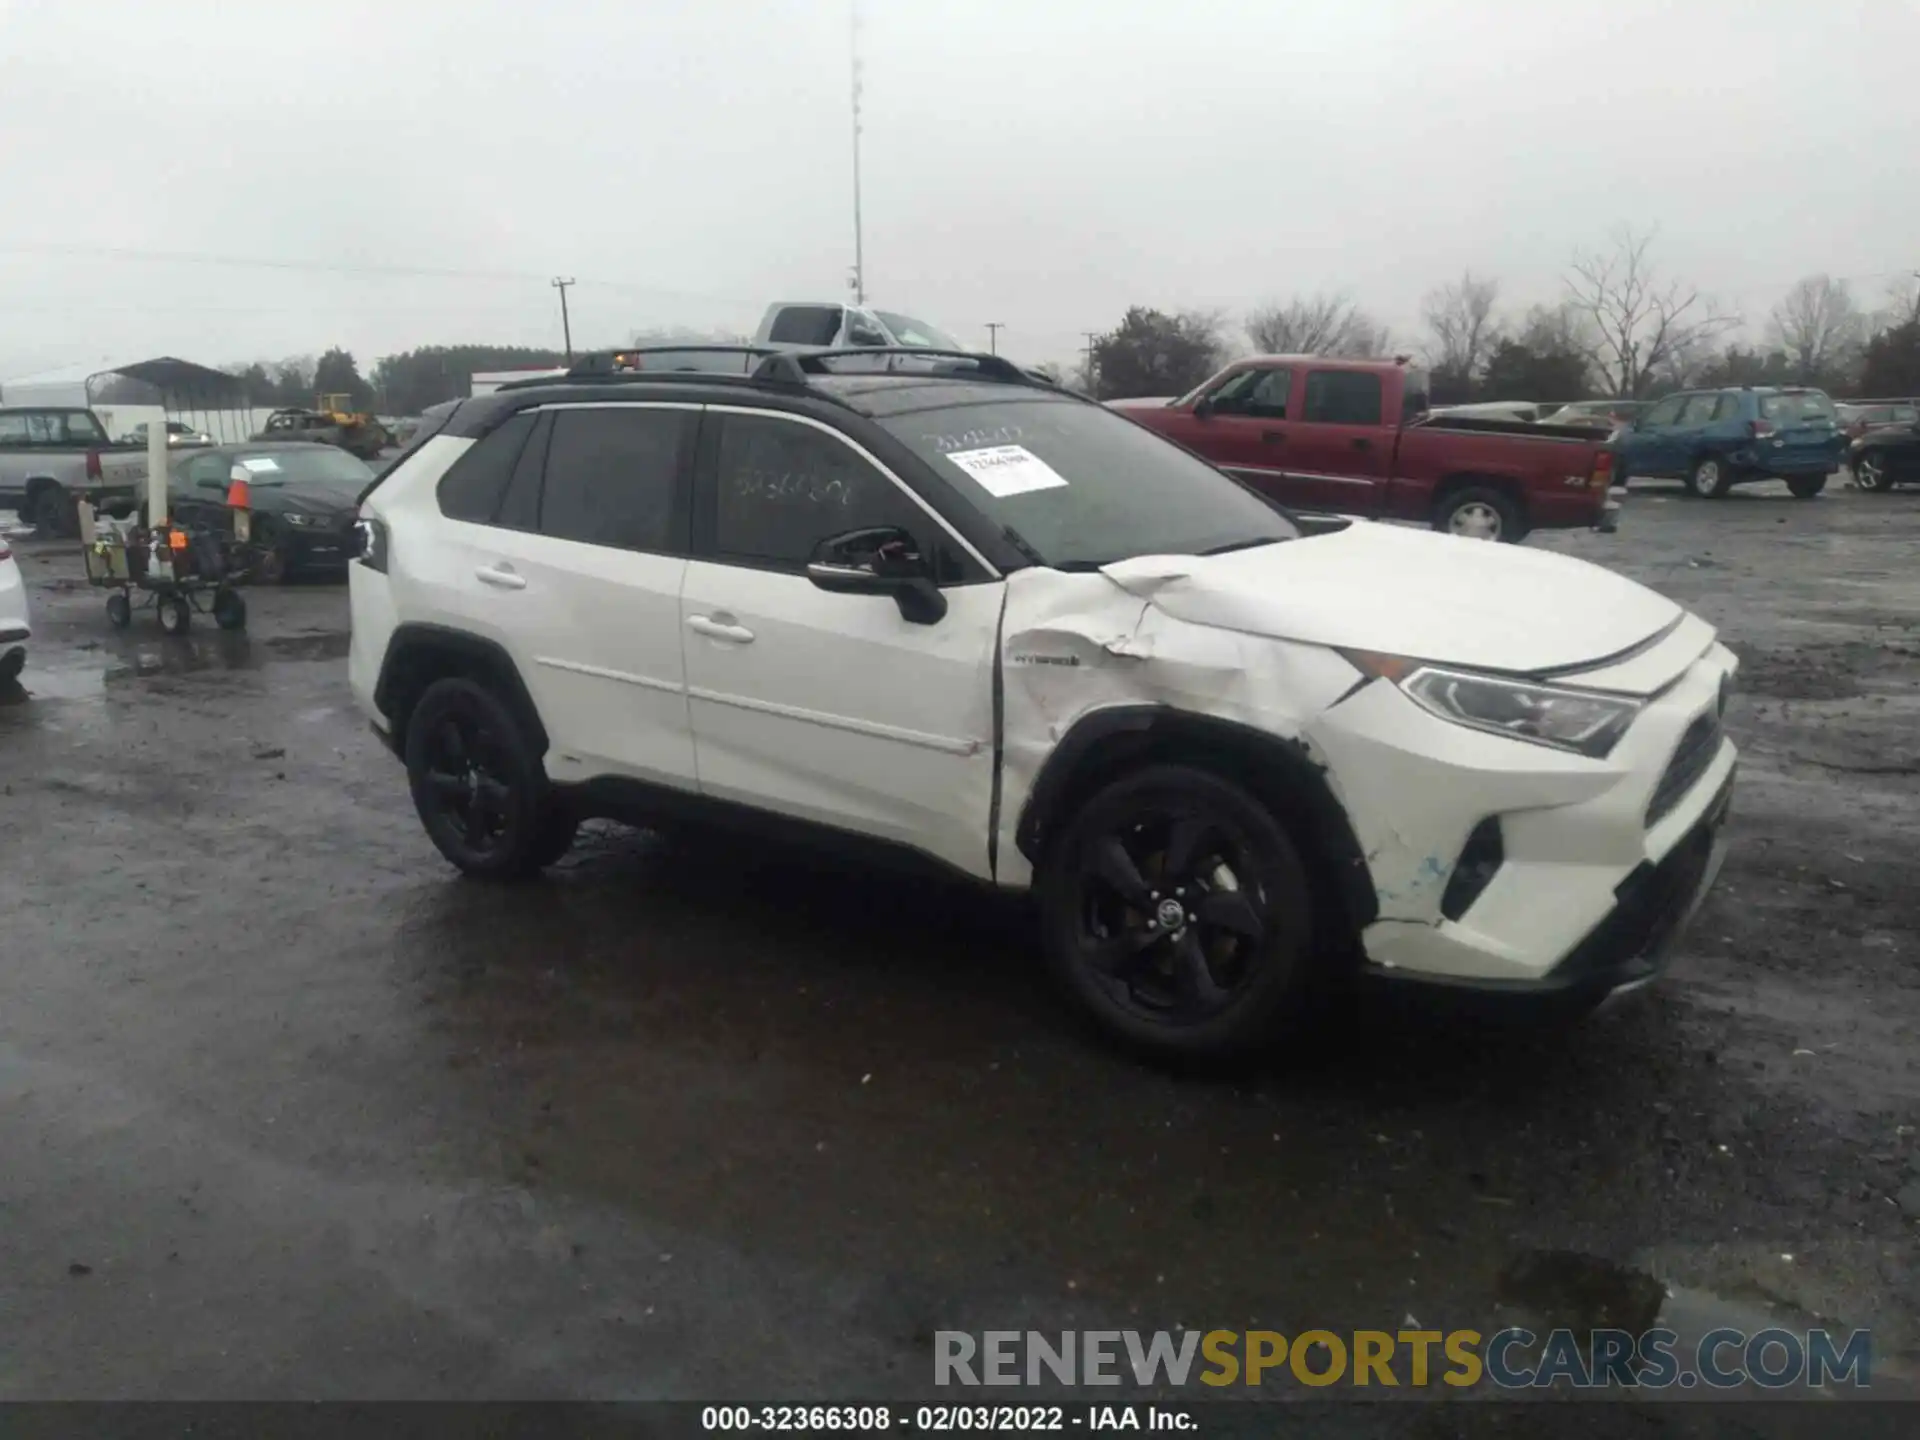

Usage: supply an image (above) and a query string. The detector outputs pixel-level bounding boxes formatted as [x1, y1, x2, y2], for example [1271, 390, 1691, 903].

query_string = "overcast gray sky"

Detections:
[1, 0, 1915, 380]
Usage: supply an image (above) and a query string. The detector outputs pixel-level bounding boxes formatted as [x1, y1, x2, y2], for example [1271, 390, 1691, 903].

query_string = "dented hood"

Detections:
[1099, 521, 1684, 676]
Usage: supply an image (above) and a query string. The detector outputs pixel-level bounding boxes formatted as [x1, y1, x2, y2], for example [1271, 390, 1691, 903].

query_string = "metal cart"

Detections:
[80, 507, 249, 635]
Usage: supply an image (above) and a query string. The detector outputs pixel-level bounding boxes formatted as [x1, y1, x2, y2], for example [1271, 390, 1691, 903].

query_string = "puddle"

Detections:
[0, 629, 349, 705]
[1494, 1248, 1912, 1397]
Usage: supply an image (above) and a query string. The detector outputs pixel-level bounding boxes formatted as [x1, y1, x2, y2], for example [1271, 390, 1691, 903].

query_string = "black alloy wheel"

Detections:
[404, 677, 553, 878]
[1041, 765, 1314, 1059]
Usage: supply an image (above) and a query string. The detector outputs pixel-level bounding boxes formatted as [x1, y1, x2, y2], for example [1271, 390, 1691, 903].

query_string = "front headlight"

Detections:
[1345, 652, 1643, 759]
[282, 511, 320, 527]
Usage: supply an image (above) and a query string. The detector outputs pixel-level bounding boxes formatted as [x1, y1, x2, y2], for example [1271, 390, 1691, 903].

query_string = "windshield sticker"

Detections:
[239, 457, 281, 473]
[922, 424, 1026, 453]
[945, 444, 1068, 499]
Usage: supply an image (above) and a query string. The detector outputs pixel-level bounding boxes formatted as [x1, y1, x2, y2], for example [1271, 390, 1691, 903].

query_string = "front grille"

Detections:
[1646, 711, 1722, 827]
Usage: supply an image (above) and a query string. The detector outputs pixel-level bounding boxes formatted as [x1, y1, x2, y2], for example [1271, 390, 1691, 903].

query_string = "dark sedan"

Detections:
[164, 443, 375, 581]
[1848, 417, 1920, 494]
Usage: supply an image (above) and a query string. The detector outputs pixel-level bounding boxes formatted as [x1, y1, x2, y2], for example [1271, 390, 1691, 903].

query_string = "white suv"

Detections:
[1, 532, 28, 685]
[349, 348, 1738, 1059]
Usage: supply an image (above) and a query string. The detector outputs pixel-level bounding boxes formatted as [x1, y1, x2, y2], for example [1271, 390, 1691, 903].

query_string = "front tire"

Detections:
[157, 595, 191, 636]
[1854, 451, 1894, 493]
[0, 649, 23, 685]
[404, 677, 553, 880]
[212, 588, 247, 631]
[1038, 764, 1316, 1061]
[1685, 457, 1732, 498]
[1433, 485, 1526, 543]
[1786, 474, 1826, 499]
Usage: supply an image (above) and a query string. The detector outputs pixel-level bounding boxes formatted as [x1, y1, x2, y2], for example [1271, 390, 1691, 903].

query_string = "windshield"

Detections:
[874, 311, 962, 350]
[1760, 391, 1837, 425]
[231, 448, 374, 487]
[883, 398, 1298, 569]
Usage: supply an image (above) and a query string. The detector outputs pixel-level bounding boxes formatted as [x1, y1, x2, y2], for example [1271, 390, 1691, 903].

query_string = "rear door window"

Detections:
[1679, 394, 1722, 426]
[0, 414, 28, 445]
[537, 406, 690, 554]
[1301, 370, 1383, 425]
[1641, 396, 1685, 427]
[1710, 393, 1746, 422]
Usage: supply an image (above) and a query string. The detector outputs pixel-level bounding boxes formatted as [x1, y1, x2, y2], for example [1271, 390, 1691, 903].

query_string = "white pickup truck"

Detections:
[0, 405, 148, 537]
[753, 301, 966, 352]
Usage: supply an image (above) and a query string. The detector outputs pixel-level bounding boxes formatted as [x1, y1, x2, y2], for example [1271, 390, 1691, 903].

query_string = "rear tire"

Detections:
[106, 592, 132, 629]
[1854, 451, 1893, 493]
[1037, 764, 1317, 1062]
[0, 648, 23, 685]
[1433, 485, 1526, 543]
[404, 676, 552, 880]
[31, 486, 75, 538]
[1786, 474, 1826, 499]
[1685, 456, 1732, 498]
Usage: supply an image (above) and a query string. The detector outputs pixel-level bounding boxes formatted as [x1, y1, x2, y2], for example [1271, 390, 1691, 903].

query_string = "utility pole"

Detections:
[551, 277, 576, 362]
[984, 322, 1004, 355]
[849, 1, 865, 304]
[1082, 332, 1102, 393]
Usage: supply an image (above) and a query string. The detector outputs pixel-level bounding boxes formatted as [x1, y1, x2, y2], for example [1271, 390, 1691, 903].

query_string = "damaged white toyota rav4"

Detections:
[349, 348, 1737, 1059]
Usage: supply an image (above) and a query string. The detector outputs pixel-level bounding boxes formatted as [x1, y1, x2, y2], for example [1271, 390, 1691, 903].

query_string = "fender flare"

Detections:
[373, 623, 550, 756]
[1014, 704, 1378, 932]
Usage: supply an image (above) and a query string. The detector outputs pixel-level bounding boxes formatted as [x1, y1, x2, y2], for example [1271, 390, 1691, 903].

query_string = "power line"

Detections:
[0, 239, 752, 307]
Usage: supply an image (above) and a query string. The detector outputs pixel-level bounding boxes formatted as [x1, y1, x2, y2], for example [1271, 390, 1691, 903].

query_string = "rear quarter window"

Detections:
[768, 306, 843, 345]
[436, 411, 536, 523]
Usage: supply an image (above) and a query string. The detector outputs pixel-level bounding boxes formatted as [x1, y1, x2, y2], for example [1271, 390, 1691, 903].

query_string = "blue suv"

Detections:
[1618, 387, 1845, 498]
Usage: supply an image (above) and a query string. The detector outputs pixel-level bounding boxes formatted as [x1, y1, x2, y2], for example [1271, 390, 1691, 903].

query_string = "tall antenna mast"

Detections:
[849, 0, 866, 304]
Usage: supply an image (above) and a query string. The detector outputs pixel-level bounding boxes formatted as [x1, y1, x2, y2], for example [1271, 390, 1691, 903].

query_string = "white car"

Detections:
[1, 534, 28, 685]
[349, 347, 1738, 1059]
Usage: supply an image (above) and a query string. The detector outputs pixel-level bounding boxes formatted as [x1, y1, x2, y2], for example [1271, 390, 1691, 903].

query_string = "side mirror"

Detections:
[846, 324, 887, 348]
[1193, 396, 1216, 419]
[805, 526, 947, 625]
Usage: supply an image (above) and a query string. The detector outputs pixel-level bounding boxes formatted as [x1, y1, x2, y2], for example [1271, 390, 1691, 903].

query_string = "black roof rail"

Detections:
[750, 347, 1049, 387]
[498, 345, 783, 389]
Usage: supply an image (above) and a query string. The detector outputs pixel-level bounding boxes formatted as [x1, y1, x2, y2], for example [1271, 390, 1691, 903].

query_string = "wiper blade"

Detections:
[1197, 537, 1280, 556]
[999, 524, 1047, 567]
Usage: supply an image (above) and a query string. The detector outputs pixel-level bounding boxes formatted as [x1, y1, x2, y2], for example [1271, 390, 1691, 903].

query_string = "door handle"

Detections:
[1352, 437, 1372, 451]
[1262, 430, 1287, 443]
[686, 614, 755, 644]
[475, 563, 526, 590]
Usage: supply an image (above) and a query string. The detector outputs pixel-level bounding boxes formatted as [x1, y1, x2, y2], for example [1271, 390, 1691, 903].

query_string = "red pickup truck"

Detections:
[1111, 357, 1618, 543]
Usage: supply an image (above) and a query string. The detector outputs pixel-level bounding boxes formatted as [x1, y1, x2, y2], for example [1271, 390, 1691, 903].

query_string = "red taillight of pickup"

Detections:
[1589, 450, 1615, 489]
[1749, 419, 1776, 440]
[85, 450, 103, 480]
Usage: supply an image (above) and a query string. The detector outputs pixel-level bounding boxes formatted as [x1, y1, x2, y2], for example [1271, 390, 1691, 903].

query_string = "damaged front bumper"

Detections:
[1311, 636, 1739, 996]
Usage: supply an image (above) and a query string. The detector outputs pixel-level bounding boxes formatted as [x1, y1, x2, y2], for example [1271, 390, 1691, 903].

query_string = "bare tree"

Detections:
[1421, 271, 1501, 380]
[1564, 227, 1738, 397]
[1765, 275, 1862, 384]
[1246, 293, 1391, 358]
[1515, 302, 1593, 359]
[1871, 276, 1920, 333]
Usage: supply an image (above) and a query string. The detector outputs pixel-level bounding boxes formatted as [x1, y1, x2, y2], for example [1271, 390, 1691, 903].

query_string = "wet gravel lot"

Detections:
[1, 478, 1916, 1421]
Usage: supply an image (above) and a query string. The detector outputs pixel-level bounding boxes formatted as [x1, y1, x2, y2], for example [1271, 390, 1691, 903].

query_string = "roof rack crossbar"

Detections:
[759, 346, 1038, 384]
